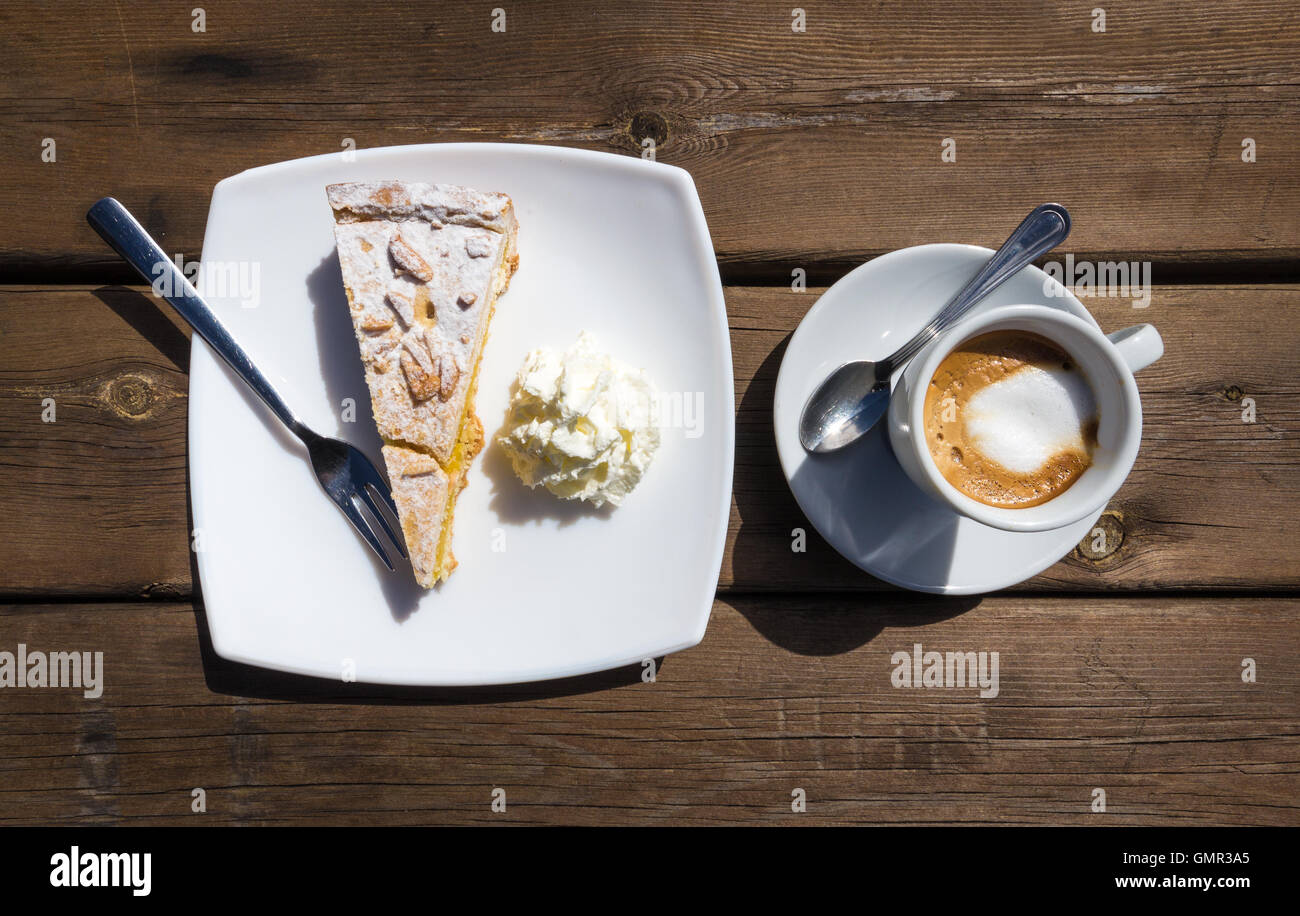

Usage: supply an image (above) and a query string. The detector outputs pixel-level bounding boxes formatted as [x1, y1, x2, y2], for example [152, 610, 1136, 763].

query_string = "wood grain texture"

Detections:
[1, 283, 1295, 598]
[2, 0, 1297, 280]
[0, 287, 192, 598]
[0, 596, 1294, 826]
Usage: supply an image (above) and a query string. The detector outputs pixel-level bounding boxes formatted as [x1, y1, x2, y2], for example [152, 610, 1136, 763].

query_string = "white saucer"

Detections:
[773, 244, 1102, 594]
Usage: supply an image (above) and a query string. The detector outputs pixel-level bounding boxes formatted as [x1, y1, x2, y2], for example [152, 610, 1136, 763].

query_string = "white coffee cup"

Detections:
[887, 303, 1163, 532]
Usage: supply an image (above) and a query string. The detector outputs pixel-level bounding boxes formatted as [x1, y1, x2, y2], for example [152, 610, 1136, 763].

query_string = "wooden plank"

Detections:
[2, 1, 1298, 279]
[0, 287, 192, 598]
[0, 596, 1295, 825]
[1, 283, 1296, 596]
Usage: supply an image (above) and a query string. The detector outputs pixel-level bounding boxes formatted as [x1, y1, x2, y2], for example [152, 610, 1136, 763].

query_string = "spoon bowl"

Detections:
[798, 363, 890, 453]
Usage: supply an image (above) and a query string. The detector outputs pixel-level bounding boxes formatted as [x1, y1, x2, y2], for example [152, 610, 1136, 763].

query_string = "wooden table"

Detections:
[1, 1, 1297, 826]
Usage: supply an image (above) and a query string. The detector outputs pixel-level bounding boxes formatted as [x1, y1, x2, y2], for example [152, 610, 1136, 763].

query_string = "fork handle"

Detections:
[87, 197, 307, 439]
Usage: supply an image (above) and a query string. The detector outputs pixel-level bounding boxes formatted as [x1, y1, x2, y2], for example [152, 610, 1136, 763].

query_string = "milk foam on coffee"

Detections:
[962, 365, 1097, 474]
[922, 330, 1099, 508]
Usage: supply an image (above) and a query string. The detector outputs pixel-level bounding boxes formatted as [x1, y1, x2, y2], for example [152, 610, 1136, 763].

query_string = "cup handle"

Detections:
[1107, 324, 1164, 373]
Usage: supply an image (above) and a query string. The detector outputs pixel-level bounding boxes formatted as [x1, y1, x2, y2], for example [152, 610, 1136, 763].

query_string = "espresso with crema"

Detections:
[922, 331, 1098, 508]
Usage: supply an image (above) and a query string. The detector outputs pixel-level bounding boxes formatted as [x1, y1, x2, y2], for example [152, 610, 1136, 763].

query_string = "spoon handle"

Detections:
[879, 203, 1071, 375]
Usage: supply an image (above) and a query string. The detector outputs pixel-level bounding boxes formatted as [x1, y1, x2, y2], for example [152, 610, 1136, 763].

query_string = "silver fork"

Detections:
[86, 197, 408, 570]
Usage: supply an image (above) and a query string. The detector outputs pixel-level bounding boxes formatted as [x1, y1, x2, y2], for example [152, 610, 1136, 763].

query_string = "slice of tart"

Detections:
[327, 180, 518, 587]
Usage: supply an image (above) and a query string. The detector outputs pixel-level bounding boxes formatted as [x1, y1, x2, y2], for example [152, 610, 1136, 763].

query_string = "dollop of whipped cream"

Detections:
[498, 331, 659, 507]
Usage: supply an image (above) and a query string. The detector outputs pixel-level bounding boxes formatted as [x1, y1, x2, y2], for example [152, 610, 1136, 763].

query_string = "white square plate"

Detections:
[192, 143, 733, 685]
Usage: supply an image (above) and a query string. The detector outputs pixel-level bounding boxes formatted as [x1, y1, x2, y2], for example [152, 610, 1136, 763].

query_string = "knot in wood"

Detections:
[1077, 511, 1125, 562]
[105, 374, 157, 419]
[629, 110, 669, 146]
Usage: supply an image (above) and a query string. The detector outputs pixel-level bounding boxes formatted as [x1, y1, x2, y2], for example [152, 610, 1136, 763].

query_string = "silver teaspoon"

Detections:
[798, 202, 1071, 453]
